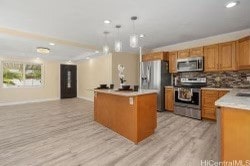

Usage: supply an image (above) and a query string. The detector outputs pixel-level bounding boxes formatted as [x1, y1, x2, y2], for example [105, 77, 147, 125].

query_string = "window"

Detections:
[2, 62, 43, 88]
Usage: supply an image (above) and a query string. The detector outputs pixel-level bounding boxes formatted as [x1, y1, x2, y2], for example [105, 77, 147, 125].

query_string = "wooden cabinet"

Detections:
[190, 47, 203, 56]
[204, 44, 219, 72]
[177, 47, 203, 59]
[237, 36, 250, 70]
[142, 52, 168, 62]
[165, 87, 174, 112]
[177, 49, 190, 59]
[94, 92, 157, 144]
[219, 107, 250, 161]
[204, 42, 236, 72]
[219, 41, 237, 71]
[168, 51, 177, 73]
[202, 89, 229, 120]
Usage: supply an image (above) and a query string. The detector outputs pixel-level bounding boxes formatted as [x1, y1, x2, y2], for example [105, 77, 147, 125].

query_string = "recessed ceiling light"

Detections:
[139, 34, 145, 38]
[104, 20, 111, 24]
[226, 1, 240, 8]
[95, 50, 99, 53]
[49, 42, 55, 46]
[36, 47, 50, 54]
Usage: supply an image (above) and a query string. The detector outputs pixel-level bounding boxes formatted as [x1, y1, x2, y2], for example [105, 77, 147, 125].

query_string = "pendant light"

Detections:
[130, 16, 139, 48]
[114, 25, 122, 52]
[103, 31, 110, 55]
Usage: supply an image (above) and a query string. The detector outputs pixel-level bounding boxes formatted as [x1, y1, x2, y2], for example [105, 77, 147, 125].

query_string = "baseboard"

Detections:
[0, 98, 60, 107]
[77, 96, 94, 102]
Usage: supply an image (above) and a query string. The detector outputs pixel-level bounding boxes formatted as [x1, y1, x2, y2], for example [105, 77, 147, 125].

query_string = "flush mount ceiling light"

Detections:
[49, 42, 55, 46]
[226, 1, 240, 8]
[103, 31, 110, 55]
[36, 47, 50, 54]
[104, 20, 111, 24]
[114, 25, 122, 52]
[130, 16, 139, 48]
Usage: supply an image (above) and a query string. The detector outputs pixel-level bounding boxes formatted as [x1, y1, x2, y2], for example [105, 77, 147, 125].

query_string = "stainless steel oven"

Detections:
[177, 57, 203, 72]
[174, 77, 206, 120]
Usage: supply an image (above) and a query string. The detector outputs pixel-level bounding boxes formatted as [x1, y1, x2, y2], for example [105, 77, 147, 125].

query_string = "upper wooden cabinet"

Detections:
[165, 87, 174, 112]
[237, 36, 250, 70]
[177, 47, 203, 59]
[204, 44, 219, 72]
[204, 42, 237, 72]
[190, 47, 204, 56]
[219, 41, 237, 71]
[168, 51, 177, 73]
[177, 49, 190, 59]
[142, 52, 168, 62]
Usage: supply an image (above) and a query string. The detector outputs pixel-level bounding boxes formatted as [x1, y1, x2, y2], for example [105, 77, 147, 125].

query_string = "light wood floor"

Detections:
[0, 98, 217, 166]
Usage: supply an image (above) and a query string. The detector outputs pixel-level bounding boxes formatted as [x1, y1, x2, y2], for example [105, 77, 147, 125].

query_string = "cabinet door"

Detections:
[237, 36, 250, 70]
[219, 41, 236, 71]
[190, 47, 203, 57]
[204, 44, 219, 72]
[142, 52, 168, 61]
[169, 52, 177, 73]
[177, 49, 190, 59]
[165, 88, 174, 112]
[202, 90, 219, 120]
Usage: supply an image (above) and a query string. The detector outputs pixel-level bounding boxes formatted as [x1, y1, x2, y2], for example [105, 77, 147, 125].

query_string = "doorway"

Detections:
[60, 64, 77, 98]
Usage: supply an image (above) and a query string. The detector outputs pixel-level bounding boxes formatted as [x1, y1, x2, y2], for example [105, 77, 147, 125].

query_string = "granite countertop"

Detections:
[201, 87, 232, 91]
[94, 89, 158, 97]
[215, 89, 250, 110]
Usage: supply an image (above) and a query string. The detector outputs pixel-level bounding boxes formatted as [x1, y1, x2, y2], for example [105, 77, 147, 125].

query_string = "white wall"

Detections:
[112, 52, 139, 88]
[153, 29, 250, 52]
[77, 55, 112, 101]
[0, 56, 60, 105]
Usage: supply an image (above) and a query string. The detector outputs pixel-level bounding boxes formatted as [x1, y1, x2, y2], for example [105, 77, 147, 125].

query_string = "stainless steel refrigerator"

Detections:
[141, 60, 171, 112]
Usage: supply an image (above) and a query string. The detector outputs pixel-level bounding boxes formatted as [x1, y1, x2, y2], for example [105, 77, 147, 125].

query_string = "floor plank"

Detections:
[0, 98, 217, 166]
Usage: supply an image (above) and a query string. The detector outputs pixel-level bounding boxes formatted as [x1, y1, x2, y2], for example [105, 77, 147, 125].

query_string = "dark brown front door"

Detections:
[60, 64, 77, 98]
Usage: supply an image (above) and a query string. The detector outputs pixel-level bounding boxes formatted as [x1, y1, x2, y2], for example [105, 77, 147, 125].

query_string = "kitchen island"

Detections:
[215, 89, 250, 161]
[94, 89, 157, 144]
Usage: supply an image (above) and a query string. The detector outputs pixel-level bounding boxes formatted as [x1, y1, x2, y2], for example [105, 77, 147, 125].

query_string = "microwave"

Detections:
[176, 56, 203, 72]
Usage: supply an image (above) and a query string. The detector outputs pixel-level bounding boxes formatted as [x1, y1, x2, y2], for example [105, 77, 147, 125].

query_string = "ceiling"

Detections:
[0, 0, 250, 60]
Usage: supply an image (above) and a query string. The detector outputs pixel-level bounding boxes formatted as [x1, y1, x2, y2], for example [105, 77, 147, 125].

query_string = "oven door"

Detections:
[174, 88, 201, 109]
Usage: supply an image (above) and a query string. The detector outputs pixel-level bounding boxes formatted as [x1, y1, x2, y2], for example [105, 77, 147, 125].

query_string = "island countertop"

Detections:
[215, 89, 250, 110]
[94, 89, 158, 97]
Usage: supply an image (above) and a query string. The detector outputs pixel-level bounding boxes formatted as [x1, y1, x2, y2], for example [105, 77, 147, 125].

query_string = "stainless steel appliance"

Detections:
[174, 77, 206, 119]
[141, 60, 171, 112]
[177, 57, 203, 72]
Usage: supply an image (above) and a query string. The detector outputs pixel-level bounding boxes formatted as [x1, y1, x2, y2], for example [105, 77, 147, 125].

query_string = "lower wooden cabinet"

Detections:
[202, 89, 229, 120]
[165, 87, 174, 112]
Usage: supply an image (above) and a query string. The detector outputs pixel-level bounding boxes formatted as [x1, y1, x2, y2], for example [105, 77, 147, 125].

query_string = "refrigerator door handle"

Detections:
[147, 64, 151, 87]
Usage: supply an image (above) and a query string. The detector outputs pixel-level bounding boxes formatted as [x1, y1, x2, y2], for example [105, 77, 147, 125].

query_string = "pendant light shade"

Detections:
[103, 45, 109, 55]
[115, 41, 122, 52]
[130, 16, 139, 48]
[130, 34, 138, 48]
[115, 25, 122, 52]
[103, 31, 110, 55]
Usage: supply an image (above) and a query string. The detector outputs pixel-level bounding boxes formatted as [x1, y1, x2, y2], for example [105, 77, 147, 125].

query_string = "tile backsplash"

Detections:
[174, 70, 250, 88]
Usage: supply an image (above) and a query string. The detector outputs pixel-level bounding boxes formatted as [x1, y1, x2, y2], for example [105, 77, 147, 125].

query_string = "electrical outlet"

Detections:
[247, 77, 250, 82]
